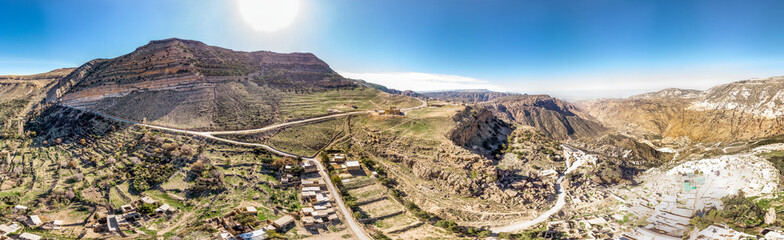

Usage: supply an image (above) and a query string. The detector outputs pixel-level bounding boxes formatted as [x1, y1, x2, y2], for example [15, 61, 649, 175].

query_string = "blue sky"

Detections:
[2, 0, 784, 99]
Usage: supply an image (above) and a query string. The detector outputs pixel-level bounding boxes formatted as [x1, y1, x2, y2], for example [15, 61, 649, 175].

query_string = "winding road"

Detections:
[62, 98, 427, 240]
[489, 145, 580, 234]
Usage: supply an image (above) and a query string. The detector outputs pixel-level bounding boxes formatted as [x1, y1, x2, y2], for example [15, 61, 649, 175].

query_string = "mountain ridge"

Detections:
[583, 76, 784, 142]
[45, 38, 416, 131]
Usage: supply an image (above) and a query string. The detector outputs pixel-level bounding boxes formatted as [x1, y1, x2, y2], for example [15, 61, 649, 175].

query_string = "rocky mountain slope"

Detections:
[0, 68, 74, 132]
[421, 89, 520, 103]
[478, 95, 607, 140]
[583, 76, 784, 142]
[1, 68, 73, 103]
[46, 38, 417, 130]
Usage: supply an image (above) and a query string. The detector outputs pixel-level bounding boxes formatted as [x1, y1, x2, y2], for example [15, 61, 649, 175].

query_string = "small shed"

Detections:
[237, 229, 266, 240]
[155, 204, 176, 214]
[28, 215, 42, 226]
[120, 204, 135, 213]
[345, 161, 361, 171]
[19, 232, 42, 240]
[140, 196, 157, 205]
[272, 215, 294, 229]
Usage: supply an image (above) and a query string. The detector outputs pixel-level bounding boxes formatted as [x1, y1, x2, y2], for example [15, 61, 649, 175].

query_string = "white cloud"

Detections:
[337, 71, 502, 92]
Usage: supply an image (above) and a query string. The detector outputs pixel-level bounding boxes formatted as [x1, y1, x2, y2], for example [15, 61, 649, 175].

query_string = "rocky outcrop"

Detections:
[567, 134, 672, 166]
[449, 106, 512, 158]
[479, 95, 607, 140]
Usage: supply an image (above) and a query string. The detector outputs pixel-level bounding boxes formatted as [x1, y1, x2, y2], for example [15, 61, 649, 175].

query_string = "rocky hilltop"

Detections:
[478, 95, 607, 140]
[1, 68, 73, 103]
[46, 38, 411, 130]
[583, 76, 784, 142]
[630, 88, 704, 99]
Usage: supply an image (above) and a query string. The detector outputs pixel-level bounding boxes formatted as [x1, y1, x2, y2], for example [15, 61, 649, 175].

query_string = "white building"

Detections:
[19, 232, 42, 240]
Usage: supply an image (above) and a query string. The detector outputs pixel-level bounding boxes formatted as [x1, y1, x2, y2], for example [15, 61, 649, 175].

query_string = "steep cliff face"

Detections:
[449, 106, 513, 158]
[479, 95, 607, 140]
[583, 76, 784, 142]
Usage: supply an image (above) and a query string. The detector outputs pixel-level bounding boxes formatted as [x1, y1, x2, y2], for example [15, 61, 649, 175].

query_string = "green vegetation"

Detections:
[130, 160, 175, 192]
[235, 213, 260, 228]
[496, 227, 547, 240]
[139, 202, 157, 214]
[0, 105, 309, 239]
[279, 87, 420, 121]
[760, 150, 784, 186]
[187, 162, 226, 196]
[265, 118, 343, 157]
[689, 192, 766, 230]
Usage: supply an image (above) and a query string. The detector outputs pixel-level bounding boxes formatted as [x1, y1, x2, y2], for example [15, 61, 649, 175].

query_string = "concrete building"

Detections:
[237, 229, 266, 240]
[345, 160, 361, 171]
[120, 204, 135, 213]
[243, 206, 258, 214]
[764, 229, 784, 240]
[272, 215, 294, 230]
[302, 161, 318, 173]
[0, 223, 21, 237]
[27, 215, 42, 227]
[331, 154, 346, 163]
[140, 196, 157, 205]
[106, 215, 120, 232]
[18, 233, 42, 240]
[155, 204, 176, 214]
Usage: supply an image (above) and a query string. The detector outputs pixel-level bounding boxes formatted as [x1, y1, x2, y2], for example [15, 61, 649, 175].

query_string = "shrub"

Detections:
[139, 203, 157, 214]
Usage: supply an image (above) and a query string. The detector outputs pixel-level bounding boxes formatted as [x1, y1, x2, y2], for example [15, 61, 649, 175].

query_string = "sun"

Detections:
[237, 0, 301, 32]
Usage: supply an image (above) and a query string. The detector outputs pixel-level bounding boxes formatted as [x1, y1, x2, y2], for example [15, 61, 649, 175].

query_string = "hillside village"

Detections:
[2, 38, 784, 240]
[0, 146, 367, 240]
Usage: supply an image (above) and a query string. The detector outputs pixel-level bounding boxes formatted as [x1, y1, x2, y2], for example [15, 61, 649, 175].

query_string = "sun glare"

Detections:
[237, 0, 300, 32]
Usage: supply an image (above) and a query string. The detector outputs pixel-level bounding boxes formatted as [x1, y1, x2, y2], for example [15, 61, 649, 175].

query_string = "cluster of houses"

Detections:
[299, 161, 340, 229]
[214, 206, 295, 240]
[329, 153, 361, 173]
[376, 107, 402, 116]
[102, 196, 176, 233]
[0, 205, 64, 240]
[0, 222, 22, 240]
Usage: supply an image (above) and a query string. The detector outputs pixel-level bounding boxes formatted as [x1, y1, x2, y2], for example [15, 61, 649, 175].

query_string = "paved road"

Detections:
[61, 98, 428, 240]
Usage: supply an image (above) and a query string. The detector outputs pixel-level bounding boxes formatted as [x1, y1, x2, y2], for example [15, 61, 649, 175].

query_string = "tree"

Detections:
[235, 214, 259, 227]
[139, 203, 156, 214]
[720, 192, 764, 228]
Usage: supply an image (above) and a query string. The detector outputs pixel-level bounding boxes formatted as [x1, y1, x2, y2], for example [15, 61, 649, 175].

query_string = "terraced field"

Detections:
[0, 106, 317, 239]
[279, 88, 422, 121]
